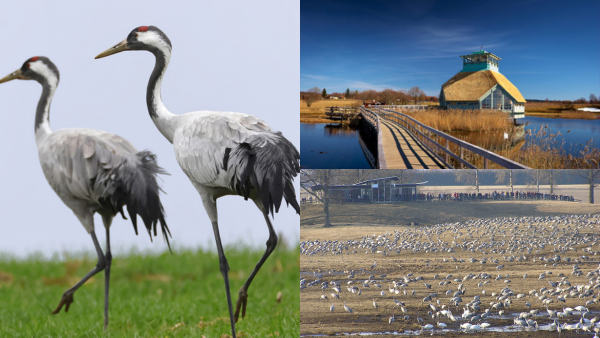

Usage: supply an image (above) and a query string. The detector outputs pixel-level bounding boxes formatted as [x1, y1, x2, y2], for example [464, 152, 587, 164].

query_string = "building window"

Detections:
[493, 88, 503, 109]
[482, 94, 491, 109]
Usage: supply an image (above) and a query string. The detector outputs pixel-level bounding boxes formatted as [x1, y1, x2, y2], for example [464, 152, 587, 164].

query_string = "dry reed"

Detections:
[398, 108, 513, 132]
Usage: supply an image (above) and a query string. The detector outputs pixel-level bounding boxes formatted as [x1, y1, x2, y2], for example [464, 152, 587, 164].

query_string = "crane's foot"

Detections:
[51, 292, 75, 314]
[234, 287, 248, 323]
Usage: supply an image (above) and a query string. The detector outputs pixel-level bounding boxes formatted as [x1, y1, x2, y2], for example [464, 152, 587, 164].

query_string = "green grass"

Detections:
[0, 247, 299, 337]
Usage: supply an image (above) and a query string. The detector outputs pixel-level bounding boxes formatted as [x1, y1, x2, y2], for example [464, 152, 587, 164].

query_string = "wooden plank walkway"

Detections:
[379, 119, 446, 169]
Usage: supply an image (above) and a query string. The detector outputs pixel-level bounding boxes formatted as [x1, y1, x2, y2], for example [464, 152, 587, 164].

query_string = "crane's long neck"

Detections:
[147, 50, 176, 143]
[34, 80, 56, 143]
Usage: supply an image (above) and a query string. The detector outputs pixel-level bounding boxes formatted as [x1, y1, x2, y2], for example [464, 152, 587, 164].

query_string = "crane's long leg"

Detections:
[234, 212, 277, 322]
[52, 231, 106, 314]
[199, 191, 236, 338]
[104, 226, 112, 331]
[211, 220, 236, 338]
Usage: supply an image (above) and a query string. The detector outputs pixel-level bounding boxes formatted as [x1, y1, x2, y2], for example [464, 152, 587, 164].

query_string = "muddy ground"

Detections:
[300, 200, 600, 337]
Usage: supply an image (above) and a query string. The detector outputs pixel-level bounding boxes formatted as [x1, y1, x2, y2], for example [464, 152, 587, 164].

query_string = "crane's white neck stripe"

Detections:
[137, 31, 171, 57]
[29, 60, 58, 90]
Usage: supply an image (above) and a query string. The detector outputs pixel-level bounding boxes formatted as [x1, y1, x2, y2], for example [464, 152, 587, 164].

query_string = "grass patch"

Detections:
[0, 248, 299, 337]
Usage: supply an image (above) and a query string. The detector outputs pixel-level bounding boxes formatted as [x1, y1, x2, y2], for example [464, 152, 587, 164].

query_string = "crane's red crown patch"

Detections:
[138, 26, 149, 32]
[30, 57, 39, 62]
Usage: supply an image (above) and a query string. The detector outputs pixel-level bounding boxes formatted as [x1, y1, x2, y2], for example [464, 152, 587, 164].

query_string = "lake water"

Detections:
[521, 116, 600, 155]
[301, 116, 600, 169]
[300, 123, 374, 169]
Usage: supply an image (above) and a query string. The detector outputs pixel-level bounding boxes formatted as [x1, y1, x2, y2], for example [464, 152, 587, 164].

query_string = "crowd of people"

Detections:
[413, 191, 575, 202]
[300, 190, 577, 204]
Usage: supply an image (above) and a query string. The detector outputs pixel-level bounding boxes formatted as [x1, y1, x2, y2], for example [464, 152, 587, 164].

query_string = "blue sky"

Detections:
[301, 0, 600, 100]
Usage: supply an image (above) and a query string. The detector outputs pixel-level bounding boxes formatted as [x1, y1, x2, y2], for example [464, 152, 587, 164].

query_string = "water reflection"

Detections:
[301, 116, 599, 169]
[301, 123, 374, 169]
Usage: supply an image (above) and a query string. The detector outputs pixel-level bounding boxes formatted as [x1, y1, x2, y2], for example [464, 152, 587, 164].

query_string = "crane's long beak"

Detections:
[0, 69, 24, 83]
[95, 39, 129, 59]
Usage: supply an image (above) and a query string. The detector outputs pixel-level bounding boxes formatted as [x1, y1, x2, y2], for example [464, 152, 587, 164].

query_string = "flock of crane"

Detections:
[301, 214, 600, 336]
[1, 26, 299, 338]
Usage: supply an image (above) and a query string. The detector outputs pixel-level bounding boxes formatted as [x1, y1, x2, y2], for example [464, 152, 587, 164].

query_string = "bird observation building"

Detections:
[439, 50, 526, 118]
[310, 177, 428, 203]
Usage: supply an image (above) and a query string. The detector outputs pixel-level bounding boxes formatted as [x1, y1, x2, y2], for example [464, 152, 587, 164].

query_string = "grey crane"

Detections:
[95, 26, 300, 338]
[0, 57, 170, 330]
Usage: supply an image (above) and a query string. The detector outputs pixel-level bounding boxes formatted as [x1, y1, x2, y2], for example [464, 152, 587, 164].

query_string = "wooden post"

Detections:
[445, 138, 450, 164]
[460, 147, 464, 169]
[484, 158, 489, 169]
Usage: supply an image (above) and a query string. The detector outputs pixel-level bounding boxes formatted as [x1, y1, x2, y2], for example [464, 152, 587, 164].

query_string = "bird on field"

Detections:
[344, 301, 353, 313]
[95, 26, 299, 338]
[0, 57, 170, 330]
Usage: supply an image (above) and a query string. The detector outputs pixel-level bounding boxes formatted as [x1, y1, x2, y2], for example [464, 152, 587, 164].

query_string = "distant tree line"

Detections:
[300, 87, 438, 107]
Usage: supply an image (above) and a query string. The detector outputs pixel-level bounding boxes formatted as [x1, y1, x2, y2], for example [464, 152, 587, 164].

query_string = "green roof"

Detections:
[472, 51, 485, 54]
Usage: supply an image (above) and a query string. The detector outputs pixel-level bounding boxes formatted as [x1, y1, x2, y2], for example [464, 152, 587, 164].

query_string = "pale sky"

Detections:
[0, 0, 300, 258]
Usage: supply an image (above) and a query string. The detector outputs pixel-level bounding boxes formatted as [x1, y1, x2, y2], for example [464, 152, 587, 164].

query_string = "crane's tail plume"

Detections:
[99, 150, 172, 252]
[228, 132, 300, 215]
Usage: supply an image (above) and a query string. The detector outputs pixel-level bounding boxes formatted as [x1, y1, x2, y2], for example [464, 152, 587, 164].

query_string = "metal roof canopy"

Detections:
[355, 176, 400, 185]
[391, 181, 429, 187]
[460, 51, 502, 62]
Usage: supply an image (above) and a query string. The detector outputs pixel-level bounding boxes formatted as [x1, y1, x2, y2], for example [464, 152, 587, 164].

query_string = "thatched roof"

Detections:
[441, 70, 526, 103]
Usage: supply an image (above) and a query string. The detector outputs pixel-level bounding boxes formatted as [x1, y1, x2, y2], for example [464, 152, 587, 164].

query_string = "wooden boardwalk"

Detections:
[379, 119, 446, 169]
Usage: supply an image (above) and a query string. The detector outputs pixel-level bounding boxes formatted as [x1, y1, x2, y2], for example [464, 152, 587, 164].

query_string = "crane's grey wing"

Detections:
[173, 113, 299, 215]
[38, 130, 137, 200]
[38, 129, 171, 249]
[174, 113, 270, 185]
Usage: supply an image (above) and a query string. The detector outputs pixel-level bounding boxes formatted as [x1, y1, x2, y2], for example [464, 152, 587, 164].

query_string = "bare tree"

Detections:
[408, 87, 425, 105]
[337, 169, 379, 185]
[494, 169, 514, 193]
[360, 90, 380, 102]
[304, 87, 321, 107]
[525, 169, 542, 193]
[590, 93, 598, 104]
[380, 89, 400, 105]
[576, 169, 600, 204]
[454, 169, 479, 192]
[545, 169, 561, 194]
[301, 169, 335, 227]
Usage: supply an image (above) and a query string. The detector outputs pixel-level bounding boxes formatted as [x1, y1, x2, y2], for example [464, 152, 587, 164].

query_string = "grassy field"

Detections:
[300, 99, 361, 123]
[300, 100, 600, 123]
[525, 102, 600, 119]
[0, 248, 299, 338]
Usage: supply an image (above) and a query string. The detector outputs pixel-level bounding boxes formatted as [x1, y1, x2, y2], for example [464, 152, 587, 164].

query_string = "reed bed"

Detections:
[505, 125, 600, 169]
[556, 111, 599, 120]
[462, 125, 600, 169]
[399, 108, 513, 132]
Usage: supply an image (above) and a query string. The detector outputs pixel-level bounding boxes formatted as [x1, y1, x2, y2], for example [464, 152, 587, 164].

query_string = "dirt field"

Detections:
[300, 199, 600, 337]
[300, 99, 361, 123]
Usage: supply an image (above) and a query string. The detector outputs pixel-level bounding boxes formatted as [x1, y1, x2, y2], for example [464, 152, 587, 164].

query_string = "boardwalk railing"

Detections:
[359, 106, 387, 169]
[380, 104, 429, 110]
[367, 106, 529, 169]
